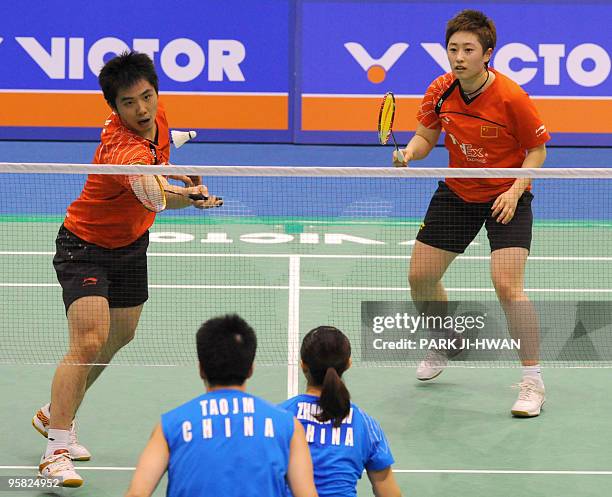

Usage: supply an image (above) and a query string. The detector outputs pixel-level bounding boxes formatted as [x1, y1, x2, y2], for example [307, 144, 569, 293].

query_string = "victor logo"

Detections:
[344, 42, 408, 83]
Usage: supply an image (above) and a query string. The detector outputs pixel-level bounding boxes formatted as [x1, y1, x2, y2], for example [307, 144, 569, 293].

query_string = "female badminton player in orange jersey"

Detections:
[33, 51, 222, 487]
[393, 10, 550, 417]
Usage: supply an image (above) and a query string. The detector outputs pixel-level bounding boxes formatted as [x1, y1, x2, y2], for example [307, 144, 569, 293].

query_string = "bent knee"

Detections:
[493, 282, 526, 302]
[409, 269, 442, 290]
[68, 333, 107, 363]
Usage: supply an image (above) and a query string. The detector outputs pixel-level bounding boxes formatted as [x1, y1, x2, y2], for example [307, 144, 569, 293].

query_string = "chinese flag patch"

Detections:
[480, 125, 498, 138]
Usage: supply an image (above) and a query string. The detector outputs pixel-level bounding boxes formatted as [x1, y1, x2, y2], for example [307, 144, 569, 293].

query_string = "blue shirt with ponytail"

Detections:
[280, 394, 394, 497]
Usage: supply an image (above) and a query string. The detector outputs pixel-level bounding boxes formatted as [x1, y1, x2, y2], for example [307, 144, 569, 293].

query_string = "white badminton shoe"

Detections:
[38, 449, 84, 487]
[511, 377, 546, 417]
[416, 350, 449, 380]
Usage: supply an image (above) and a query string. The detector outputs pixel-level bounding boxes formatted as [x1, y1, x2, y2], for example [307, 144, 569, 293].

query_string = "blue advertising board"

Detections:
[0, 0, 292, 141]
[0, 0, 610, 145]
[296, 0, 611, 145]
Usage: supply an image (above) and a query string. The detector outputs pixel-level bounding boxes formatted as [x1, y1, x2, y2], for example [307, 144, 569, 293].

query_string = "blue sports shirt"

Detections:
[162, 389, 295, 497]
[280, 394, 394, 497]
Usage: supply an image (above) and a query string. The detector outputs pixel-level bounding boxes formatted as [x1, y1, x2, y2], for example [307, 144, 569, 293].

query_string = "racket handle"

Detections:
[396, 147, 405, 163]
[189, 194, 224, 203]
[390, 131, 405, 163]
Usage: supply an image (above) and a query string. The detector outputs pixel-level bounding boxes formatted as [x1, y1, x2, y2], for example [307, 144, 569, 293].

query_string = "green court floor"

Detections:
[1, 218, 611, 496]
[1, 367, 611, 497]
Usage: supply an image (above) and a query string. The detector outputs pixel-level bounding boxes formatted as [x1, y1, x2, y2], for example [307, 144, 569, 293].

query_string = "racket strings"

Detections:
[128, 175, 166, 212]
[378, 93, 396, 145]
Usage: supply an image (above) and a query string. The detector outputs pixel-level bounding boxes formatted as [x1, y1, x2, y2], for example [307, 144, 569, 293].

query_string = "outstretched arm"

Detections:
[159, 176, 223, 210]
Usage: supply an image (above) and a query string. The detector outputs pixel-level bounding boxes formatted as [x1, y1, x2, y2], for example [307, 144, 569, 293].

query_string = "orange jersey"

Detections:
[64, 103, 170, 248]
[417, 68, 550, 202]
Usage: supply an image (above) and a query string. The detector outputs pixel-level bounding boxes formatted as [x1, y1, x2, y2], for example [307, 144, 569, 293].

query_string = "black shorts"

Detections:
[53, 225, 149, 312]
[416, 181, 533, 254]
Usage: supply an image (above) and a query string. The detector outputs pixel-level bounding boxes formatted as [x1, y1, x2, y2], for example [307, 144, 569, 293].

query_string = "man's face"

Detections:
[447, 31, 491, 81]
[114, 79, 158, 140]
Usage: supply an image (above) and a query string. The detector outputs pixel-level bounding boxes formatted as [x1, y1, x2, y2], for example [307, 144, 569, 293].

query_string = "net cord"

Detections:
[1, 163, 611, 179]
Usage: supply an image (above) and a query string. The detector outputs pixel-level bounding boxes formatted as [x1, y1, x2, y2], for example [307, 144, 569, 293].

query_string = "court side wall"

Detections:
[0, 0, 609, 146]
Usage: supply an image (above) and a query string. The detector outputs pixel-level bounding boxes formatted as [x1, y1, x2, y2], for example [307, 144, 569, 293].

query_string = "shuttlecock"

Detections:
[171, 130, 197, 148]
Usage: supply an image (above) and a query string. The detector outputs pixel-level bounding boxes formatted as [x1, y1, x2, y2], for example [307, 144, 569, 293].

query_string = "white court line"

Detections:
[287, 256, 301, 399]
[152, 284, 288, 290]
[1, 283, 612, 293]
[1, 466, 610, 475]
[1, 251, 612, 261]
[301, 287, 612, 293]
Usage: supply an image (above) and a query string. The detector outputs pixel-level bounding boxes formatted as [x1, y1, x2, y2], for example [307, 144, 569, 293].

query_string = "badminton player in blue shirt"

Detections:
[281, 326, 402, 497]
[125, 314, 317, 497]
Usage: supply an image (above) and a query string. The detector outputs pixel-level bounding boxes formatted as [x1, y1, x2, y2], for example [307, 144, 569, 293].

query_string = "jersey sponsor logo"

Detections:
[344, 42, 408, 83]
[535, 124, 547, 138]
[462, 144, 486, 161]
[480, 125, 499, 139]
[148, 143, 158, 163]
[448, 132, 488, 163]
[82, 277, 98, 286]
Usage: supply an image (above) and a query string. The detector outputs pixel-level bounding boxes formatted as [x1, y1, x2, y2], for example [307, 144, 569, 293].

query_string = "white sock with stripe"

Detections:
[46, 429, 70, 457]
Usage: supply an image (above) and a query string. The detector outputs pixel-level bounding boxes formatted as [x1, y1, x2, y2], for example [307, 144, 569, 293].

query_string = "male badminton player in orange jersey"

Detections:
[33, 51, 222, 486]
[393, 10, 550, 417]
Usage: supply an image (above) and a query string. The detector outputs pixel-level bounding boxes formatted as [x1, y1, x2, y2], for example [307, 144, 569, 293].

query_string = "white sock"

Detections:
[46, 429, 70, 457]
[523, 365, 543, 384]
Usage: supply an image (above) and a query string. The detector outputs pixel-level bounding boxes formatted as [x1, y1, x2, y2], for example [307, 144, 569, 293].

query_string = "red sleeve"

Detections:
[507, 90, 551, 149]
[416, 73, 454, 129]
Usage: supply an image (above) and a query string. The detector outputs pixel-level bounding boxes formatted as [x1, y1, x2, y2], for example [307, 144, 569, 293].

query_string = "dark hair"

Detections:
[301, 326, 351, 428]
[196, 314, 257, 387]
[98, 51, 159, 109]
[445, 10, 497, 55]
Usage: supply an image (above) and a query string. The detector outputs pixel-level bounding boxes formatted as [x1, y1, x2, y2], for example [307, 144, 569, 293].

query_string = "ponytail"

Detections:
[301, 326, 352, 428]
[315, 366, 351, 427]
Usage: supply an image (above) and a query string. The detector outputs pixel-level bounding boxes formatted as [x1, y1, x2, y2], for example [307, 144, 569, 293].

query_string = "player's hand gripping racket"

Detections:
[378, 92, 405, 165]
[128, 175, 222, 212]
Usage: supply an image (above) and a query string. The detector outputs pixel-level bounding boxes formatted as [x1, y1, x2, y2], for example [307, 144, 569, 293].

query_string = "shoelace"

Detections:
[513, 381, 538, 401]
[44, 452, 74, 474]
